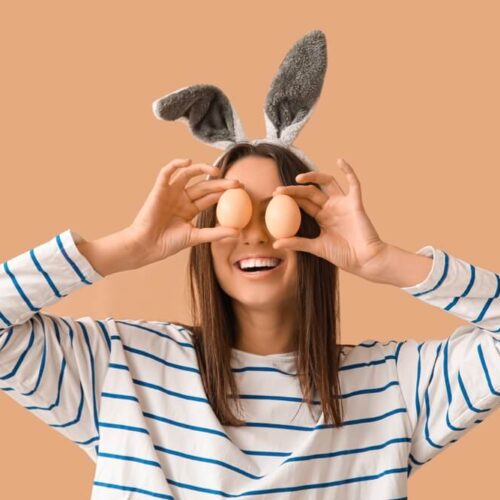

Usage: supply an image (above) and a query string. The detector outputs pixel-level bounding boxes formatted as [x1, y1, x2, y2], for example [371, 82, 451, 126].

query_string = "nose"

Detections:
[240, 207, 272, 244]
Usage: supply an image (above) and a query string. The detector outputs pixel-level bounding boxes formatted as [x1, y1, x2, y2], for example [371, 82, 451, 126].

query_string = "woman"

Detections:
[0, 142, 498, 499]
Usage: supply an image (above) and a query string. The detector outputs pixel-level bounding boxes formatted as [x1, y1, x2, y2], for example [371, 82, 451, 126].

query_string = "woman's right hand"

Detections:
[127, 158, 243, 267]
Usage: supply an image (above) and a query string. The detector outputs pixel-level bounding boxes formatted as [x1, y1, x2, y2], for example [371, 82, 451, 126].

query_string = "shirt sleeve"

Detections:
[0, 229, 111, 458]
[393, 245, 500, 476]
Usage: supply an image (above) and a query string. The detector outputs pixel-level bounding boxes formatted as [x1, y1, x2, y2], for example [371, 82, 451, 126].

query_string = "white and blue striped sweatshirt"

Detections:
[0, 229, 499, 499]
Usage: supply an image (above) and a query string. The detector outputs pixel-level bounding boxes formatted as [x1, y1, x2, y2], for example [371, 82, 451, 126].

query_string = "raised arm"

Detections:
[268, 158, 499, 476]
[388, 244, 498, 475]
[0, 158, 247, 461]
[0, 229, 110, 459]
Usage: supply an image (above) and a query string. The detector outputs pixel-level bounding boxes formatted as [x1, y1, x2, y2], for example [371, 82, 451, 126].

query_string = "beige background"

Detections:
[0, 1, 498, 498]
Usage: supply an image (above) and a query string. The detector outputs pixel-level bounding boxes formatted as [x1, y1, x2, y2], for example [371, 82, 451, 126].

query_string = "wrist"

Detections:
[76, 227, 146, 277]
[356, 243, 433, 287]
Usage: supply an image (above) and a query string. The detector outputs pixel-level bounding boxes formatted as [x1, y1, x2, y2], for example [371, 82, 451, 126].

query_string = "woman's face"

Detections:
[210, 156, 298, 310]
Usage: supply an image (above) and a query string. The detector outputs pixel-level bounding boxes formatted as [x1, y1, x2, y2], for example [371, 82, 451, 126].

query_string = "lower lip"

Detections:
[234, 261, 284, 278]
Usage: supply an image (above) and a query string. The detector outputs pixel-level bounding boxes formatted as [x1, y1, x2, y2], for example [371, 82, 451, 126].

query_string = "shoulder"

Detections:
[106, 316, 197, 350]
[339, 338, 406, 368]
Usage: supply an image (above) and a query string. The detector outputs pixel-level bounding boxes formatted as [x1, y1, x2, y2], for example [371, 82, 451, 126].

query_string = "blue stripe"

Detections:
[55, 233, 93, 285]
[100, 428, 411, 480]
[133, 378, 207, 403]
[457, 370, 491, 414]
[99, 421, 150, 435]
[241, 449, 290, 457]
[166, 466, 409, 497]
[135, 407, 407, 441]
[283, 436, 411, 465]
[444, 263, 475, 312]
[415, 343, 423, 419]
[409, 452, 429, 466]
[114, 320, 194, 349]
[472, 272, 500, 324]
[96, 320, 111, 352]
[134, 437, 411, 481]
[20, 316, 48, 397]
[109, 362, 129, 371]
[442, 338, 466, 432]
[110, 331, 397, 376]
[3, 261, 40, 312]
[154, 446, 262, 480]
[107, 364, 399, 406]
[245, 407, 407, 431]
[25, 359, 67, 410]
[77, 320, 100, 439]
[394, 341, 405, 363]
[121, 343, 199, 374]
[50, 382, 86, 429]
[423, 343, 445, 449]
[102, 392, 139, 402]
[74, 434, 99, 446]
[0, 310, 12, 327]
[477, 344, 500, 396]
[0, 327, 14, 352]
[358, 340, 397, 348]
[0, 324, 36, 380]
[411, 251, 449, 297]
[340, 355, 397, 372]
[116, 336, 397, 377]
[29, 248, 66, 298]
[98, 451, 162, 468]
[93, 481, 173, 499]
[142, 411, 230, 439]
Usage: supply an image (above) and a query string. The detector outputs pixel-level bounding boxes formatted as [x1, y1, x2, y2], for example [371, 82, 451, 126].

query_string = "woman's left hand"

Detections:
[272, 158, 388, 277]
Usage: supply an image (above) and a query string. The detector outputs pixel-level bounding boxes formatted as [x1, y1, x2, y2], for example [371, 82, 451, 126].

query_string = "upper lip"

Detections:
[234, 255, 283, 266]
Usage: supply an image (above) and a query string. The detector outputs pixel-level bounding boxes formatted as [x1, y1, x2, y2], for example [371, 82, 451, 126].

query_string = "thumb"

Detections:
[273, 235, 317, 255]
[191, 226, 241, 246]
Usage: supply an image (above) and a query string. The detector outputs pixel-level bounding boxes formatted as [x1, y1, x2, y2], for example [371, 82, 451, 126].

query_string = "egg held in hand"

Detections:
[216, 188, 253, 228]
[265, 194, 301, 239]
[216, 189, 301, 239]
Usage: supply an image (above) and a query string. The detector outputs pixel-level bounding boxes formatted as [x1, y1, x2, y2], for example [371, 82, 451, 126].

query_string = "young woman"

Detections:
[0, 142, 498, 499]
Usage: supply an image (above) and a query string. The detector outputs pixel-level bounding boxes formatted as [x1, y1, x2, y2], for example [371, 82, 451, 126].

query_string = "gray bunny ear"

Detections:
[152, 84, 247, 150]
[264, 29, 327, 146]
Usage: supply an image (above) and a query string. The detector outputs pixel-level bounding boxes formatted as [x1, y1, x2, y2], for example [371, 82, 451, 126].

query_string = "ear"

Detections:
[263, 29, 327, 146]
[152, 84, 248, 150]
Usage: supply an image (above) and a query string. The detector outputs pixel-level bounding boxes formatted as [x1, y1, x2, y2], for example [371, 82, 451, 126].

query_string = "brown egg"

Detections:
[265, 194, 301, 239]
[216, 188, 253, 228]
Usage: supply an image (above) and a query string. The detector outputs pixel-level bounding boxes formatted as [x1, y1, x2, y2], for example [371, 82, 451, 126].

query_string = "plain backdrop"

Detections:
[0, 1, 498, 498]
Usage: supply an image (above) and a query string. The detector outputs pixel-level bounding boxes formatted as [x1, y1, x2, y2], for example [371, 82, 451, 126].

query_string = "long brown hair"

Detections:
[175, 142, 347, 427]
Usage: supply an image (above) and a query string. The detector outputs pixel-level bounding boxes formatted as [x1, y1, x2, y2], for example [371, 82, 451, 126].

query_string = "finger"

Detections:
[337, 159, 361, 196]
[274, 184, 329, 207]
[190, 226, 241, 246]
[186, 178, 242, 202]
[157, 158, 193, 185]
[190, 190, 233, 212]
[295, 171, 345, 197]
[170, 164, 221, 187]
[290, 196, 322, 219]
[272, 234, 321, 257]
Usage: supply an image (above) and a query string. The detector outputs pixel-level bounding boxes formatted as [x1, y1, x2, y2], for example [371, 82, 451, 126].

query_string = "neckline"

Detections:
[230, 347, 297, 361]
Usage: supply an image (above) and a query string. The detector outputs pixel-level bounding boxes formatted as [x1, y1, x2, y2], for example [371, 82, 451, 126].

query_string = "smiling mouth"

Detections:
[234, 260, 284, 276]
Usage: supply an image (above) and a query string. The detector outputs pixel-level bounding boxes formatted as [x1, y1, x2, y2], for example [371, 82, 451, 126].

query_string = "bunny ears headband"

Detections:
[151, 29, 328, 174]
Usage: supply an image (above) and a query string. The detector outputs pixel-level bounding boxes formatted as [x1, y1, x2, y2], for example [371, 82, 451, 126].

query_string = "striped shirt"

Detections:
[0, 229, 498, 499]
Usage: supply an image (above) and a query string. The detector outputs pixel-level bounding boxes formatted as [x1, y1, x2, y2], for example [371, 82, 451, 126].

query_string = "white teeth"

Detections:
[238, 258, 281, 270]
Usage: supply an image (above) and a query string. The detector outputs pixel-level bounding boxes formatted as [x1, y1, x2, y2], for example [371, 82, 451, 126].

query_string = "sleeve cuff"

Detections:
[399, 245, 445, 295]
[0, 229, 105, 328]
[60, 229, 105, 284]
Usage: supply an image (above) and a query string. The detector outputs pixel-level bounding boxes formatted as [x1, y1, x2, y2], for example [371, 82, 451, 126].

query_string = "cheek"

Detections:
[210, 241, 233, 270]
[285, 254, 298, 279]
